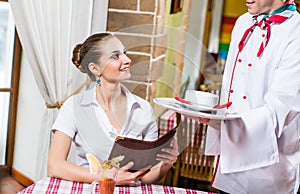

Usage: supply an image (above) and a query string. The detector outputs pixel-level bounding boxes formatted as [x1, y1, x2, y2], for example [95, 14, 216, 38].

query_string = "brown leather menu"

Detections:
[108, 129, 176, 171]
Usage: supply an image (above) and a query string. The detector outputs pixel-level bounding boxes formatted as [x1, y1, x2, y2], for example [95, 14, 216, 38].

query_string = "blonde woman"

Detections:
[48, 33, 178, 185]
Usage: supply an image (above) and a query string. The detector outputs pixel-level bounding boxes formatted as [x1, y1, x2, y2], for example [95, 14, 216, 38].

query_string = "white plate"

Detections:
[154, 98, 240, 120]
[177, 98, 220, 112]
[156, 97, 218, 111]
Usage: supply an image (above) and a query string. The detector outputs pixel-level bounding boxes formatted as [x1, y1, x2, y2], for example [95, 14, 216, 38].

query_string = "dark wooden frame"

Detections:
[0, 0, 22, 178]
[170, 0, 182, 14]
[295, 0, 300, 12]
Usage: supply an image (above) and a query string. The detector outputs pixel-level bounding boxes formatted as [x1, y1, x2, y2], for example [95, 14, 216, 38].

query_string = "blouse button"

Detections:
[230, 89, 234, 93]
[243, 95, 247, 99]
[238, 59, 242, 62]
[248, 63, 252, 67]
[262, 34, 265, 38]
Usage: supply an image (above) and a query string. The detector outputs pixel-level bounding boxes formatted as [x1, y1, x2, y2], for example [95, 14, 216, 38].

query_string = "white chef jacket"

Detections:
[205, 10, 300, 194]
[52, 85, 158, 168]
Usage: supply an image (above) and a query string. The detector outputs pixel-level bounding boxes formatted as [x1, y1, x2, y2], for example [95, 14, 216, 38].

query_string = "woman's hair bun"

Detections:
[72, 43, 86, 73]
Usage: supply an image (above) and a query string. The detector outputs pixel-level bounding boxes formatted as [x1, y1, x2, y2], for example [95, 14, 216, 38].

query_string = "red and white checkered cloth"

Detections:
[18, 177, 216, 194]
[158, 110, 177, 137]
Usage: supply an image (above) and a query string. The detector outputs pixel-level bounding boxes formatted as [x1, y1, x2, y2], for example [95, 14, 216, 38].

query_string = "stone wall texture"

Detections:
[107, 0, 167, 102]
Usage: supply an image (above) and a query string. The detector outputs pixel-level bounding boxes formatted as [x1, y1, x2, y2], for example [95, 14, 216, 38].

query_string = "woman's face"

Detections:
[245, 0, 284, 15]
[98, 37, 131, 83]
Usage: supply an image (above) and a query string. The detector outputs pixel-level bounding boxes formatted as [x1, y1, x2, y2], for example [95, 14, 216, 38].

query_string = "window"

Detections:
[296, 0, 300, 12]
[0, 0, 21, 175]
[170, 0, 183, 14]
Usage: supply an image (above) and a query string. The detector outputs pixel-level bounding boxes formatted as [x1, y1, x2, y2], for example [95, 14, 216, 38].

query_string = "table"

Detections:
[18, 177, 216, 194]
[158, 110, 177, 136]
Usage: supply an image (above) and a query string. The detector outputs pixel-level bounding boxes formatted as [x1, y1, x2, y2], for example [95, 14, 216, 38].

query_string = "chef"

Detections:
[199, 0, 300, 193]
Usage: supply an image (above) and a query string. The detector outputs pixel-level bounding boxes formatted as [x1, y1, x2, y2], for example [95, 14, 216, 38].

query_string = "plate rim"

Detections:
[156, 97, 215, 111]
[153, 97, 240, 120]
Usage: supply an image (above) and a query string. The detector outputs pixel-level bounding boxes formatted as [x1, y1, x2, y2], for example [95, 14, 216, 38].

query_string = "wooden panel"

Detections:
[11, 167, 34, 187]
[7, 34, 22, 168]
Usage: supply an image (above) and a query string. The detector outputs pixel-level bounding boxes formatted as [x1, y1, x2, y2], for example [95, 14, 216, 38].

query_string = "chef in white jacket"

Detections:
[198, 0, 300, 193]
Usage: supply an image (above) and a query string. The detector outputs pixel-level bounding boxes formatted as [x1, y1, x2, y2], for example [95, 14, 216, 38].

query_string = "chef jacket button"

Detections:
[248, 63, 252, 67]
[262, 34, 265, 38]
[243, 95, 247, 99]
[238, 59, 242, 62]
[230, 89, 234, 93]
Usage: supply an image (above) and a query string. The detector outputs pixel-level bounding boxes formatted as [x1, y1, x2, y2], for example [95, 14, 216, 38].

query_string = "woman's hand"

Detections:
[156, 137, 179, 166]
[137, 138, 179, 184]
[116, 162, 151, 185]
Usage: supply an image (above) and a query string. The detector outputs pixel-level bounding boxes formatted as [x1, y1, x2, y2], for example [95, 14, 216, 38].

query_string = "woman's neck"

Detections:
[97, 82, 122, 103]
[96, 82, 127, 131]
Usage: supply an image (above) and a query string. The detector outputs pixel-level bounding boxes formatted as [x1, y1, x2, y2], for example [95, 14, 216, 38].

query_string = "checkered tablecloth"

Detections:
[158, 110, 198, 145]
[158, 110, 178, 137]
[18, 177, 215, 194]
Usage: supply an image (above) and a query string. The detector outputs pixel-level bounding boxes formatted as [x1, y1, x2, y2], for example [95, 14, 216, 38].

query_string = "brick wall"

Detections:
[107, 0, 167, 103]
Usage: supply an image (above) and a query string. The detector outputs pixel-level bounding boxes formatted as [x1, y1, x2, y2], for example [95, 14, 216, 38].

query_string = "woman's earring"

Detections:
[96, 76, 101, 85]
[96, 79, 101, 85]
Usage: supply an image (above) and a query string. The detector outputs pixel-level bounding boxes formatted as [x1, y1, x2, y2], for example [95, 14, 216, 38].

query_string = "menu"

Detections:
[108, 129, 176, 171]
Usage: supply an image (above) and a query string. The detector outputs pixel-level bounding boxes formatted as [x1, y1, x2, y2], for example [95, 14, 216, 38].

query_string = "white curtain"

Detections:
[9, 0, 107, 179]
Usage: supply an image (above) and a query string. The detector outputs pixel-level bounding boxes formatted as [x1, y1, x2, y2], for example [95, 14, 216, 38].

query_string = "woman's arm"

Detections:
[48, 130, 154, 185]
[48, 130, 98, 183]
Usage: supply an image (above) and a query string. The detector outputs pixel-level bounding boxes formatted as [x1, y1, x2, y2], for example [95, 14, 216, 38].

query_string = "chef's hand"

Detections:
[198, 118, 221, 130]
[182, 114, 221, 130]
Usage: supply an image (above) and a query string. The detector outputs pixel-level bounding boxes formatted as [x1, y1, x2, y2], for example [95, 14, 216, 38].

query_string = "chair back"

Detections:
[173, 116, 214, 186]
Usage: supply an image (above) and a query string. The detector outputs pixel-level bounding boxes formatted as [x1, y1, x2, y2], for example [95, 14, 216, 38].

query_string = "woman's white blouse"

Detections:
[52, 85, 158, 168]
